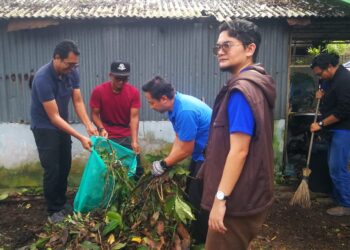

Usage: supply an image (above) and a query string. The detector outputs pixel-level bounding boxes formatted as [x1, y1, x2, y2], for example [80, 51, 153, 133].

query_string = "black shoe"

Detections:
[62, 202, 73, 216]
[48, 210, 65, 224]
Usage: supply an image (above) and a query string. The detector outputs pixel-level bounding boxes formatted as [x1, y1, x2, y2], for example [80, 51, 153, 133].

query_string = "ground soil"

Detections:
[0, 186, 349, 250]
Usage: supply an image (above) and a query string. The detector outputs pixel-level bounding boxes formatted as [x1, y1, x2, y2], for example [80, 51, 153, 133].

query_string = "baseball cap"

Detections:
[110, 61, 130, 77]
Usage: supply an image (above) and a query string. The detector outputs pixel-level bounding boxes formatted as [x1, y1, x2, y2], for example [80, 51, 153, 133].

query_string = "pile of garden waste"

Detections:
[29, 144, 195, 250]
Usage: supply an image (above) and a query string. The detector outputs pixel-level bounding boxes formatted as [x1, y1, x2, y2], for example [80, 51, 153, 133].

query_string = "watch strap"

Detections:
[160, 160, 168, 170]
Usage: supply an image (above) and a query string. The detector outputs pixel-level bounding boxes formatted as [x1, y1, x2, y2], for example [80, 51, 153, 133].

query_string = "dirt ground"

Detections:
[0, 186, 349, 250]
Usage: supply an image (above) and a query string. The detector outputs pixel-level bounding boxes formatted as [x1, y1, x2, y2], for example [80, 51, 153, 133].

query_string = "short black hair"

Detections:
[219, 18, 261, 62]
[310, 53, 339, 70]
[53, 40, 80, 59]
[142, 76, 175, 100]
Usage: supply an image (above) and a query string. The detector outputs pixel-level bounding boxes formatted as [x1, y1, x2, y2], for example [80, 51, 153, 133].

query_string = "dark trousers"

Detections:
[187, 160, 208, 244]
[32, 128, 72, 214]
[328, 130, 350, 207]
[110, 137, 144, 178]
[206, 209, 268, 250]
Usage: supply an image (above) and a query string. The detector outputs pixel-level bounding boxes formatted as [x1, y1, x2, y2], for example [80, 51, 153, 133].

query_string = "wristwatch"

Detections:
[318, 121, 324, 128]
[216, 190, 228, 201]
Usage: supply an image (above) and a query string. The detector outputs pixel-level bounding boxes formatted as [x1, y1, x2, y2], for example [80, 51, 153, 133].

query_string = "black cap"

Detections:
[110, 61, 130, 77]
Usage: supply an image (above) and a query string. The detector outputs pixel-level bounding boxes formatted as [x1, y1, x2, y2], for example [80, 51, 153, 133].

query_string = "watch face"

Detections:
[216, 191, 225, 200]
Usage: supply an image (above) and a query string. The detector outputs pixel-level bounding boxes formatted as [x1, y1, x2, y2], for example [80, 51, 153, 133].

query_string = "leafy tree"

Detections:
[308, 42, 350, 56]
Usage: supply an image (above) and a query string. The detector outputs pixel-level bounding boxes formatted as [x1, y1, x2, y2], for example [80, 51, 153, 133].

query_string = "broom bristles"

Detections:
[289, 179, 311, 208]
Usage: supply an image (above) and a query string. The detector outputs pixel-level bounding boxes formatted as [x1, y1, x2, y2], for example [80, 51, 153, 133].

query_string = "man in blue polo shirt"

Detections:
[142, 76, 212, 243]
[30, 40, 97, 223]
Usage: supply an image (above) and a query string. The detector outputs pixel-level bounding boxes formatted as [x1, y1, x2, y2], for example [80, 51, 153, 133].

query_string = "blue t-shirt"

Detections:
[30, 62, 80, 129]
[168, 92, 212, 161]
[227, 91, 255, 136]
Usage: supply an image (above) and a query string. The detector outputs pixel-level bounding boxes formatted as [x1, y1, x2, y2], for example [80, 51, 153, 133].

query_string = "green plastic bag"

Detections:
[74, 136, 137, 213]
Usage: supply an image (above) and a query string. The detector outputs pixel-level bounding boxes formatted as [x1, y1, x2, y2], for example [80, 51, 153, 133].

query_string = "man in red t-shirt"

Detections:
[90, 61, 143, 175]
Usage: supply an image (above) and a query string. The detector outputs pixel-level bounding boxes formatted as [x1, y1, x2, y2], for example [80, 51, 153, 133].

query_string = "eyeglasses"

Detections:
[62, 61, 79, 69]
[212, 41, 242, 55]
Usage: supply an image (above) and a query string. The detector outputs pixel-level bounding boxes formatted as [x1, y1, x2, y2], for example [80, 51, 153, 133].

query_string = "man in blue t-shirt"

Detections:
[201, 19, 276, 250]
[142, 76, 212, 243]
[30, 40, 98, 224]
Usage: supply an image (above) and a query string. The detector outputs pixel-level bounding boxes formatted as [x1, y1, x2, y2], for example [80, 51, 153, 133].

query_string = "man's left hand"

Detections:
[131, 141, 141, 154]
[86, 123, 98, 136]
[310, 122, 322, 133]
[208, 199, 227, 234]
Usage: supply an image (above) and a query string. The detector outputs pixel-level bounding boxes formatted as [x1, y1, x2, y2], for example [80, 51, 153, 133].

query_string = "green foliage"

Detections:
[142, 144, 190, 171]
[0, 193, 8, 201]
[30, 237, 49, 249]
[103, 211, 123, 236]
[80, 241, 100, 250]
[112, 243, 127, 249]
[308, 42, 350, 57]
[102, 220, 120, 236]
[35, 150, 194, 249]
[0, 158, 85, 189]
[307, 47, 321, 56]
[174, 195, 195, 223]
[326, 43, 350, 56]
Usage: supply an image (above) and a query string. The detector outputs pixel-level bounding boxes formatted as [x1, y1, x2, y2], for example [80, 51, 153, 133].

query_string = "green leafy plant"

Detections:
[31, 144, 194, 249]
[307, 47, 321, 56]
[308, 42, 350, 57]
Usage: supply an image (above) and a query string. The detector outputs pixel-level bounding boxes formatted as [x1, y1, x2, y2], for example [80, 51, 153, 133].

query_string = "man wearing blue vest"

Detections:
[142, 76, 212, 244]
[30, 40, 97, 223]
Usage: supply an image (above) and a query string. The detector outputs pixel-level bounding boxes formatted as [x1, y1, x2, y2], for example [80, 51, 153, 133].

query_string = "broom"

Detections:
[289, 95, 321, 208]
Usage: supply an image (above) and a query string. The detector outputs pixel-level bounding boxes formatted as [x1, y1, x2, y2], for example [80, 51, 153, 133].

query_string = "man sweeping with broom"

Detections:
[309, 53, 350, 216]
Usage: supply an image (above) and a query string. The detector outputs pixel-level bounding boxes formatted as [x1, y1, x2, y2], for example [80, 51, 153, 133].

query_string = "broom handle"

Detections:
[306, 97, 321, 168]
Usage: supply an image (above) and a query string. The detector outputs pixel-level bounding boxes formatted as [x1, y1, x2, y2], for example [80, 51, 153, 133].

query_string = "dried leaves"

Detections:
[31, 148, 194, 250]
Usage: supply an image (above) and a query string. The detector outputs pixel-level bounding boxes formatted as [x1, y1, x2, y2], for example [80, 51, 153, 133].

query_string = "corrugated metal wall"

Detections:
[0, 19, 289, 123]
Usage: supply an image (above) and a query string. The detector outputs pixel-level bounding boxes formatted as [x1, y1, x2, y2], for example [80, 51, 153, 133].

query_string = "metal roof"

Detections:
[0, 0, 349, 21]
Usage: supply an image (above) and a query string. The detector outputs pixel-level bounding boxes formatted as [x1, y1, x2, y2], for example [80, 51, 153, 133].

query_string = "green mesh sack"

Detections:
[74, 136, 137, 213]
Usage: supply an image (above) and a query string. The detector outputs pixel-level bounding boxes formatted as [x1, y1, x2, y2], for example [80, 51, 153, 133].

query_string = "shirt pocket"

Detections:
[213, 120, 226, 128]
[211, 119, 230, 150]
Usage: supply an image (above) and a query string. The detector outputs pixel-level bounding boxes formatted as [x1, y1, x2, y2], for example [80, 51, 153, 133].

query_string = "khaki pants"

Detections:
[205, 209, 268, 250]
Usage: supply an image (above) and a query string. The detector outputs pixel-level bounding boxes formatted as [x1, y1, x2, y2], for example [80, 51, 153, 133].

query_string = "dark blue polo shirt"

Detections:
[30, 62, 80, 129]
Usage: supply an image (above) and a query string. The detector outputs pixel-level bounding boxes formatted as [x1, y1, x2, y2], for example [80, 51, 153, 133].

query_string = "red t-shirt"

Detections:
[90, 81, 141, 138]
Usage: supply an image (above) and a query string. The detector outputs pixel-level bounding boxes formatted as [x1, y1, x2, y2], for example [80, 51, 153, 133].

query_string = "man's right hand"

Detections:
[151, 161, 166, 176]
[316, 89, 324, 99]
[99, 128, 108, 138]
[80, 136, 92, 151]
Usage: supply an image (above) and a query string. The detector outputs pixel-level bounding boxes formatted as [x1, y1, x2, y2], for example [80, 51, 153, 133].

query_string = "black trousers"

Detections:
[187, 160, 209, 244]
[110, 137, 144, 179]
[32, 128, 72, 214]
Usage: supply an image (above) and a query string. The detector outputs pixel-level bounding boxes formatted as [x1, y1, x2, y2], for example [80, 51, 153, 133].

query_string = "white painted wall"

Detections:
[0, 121, 175, 169]
[0, 120, 286, 169]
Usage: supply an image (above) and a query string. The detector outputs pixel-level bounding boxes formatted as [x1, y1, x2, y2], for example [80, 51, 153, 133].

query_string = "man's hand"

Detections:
[131, 141, 140, 154]
[86, 123, 98, 136]
[310, 122, 322, 133]
[151, 161, 165, 176]
[315, 89, 324, 99]
[99, 128, 108, 138]
[208, 199, 227, 234]
[80, 136, 92, 151]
